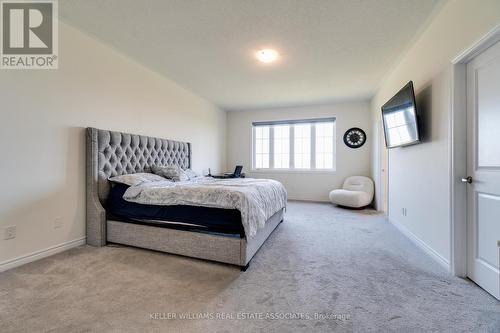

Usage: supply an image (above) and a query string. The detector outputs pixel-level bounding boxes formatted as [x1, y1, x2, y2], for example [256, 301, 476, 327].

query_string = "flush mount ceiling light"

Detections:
[256, 49, 279, 63]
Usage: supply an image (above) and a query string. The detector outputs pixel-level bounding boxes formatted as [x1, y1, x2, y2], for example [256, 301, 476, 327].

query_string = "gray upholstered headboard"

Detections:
[86, 127, 191, 246]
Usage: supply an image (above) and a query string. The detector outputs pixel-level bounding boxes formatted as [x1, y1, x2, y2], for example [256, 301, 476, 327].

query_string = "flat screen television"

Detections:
[381, 81, 420, 148]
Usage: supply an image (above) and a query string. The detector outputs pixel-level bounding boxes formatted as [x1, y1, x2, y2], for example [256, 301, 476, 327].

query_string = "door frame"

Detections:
[377, 119, 389, 214]
[450, 24, 500, 277]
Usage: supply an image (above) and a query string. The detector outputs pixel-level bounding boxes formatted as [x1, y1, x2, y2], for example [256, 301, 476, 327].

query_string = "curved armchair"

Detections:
[329, 176, 374, 208]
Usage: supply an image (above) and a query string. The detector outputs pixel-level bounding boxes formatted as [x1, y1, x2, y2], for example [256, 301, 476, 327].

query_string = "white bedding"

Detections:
[123, 177, 287, 238]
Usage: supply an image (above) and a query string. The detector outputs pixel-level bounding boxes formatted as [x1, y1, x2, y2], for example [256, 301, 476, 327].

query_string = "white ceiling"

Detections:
[60, 0, 440, 111]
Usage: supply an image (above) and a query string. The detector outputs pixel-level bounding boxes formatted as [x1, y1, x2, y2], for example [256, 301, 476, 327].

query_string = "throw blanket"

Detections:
[123, 177, 287, 238]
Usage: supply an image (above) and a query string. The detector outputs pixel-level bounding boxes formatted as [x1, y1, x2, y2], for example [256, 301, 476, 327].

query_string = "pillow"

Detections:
[184, 168, 201, 180]
[151, 165, 189, 182]
[108, 173, 166, 187]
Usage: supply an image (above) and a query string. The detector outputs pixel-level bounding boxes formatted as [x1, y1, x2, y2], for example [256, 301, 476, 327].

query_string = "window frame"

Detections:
[251, 118, 337, 173]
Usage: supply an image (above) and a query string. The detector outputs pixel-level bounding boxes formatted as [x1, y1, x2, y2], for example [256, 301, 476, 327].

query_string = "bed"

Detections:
[86, 127, 286, 270]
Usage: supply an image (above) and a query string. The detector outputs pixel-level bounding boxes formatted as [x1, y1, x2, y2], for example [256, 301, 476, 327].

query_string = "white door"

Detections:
[466, 40, 500, 300]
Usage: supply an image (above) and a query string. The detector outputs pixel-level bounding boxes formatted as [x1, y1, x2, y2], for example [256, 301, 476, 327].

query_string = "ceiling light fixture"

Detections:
[256, 49, 279, 63]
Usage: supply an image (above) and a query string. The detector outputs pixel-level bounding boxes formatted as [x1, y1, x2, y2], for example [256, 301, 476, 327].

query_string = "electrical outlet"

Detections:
[4, 226, 16, 240]
[401, 208, 407, 217]
[53, 217, 62, 229]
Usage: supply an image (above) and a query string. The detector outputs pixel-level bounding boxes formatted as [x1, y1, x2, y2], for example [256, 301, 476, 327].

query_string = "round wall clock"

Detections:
[343, 128, 366, 148]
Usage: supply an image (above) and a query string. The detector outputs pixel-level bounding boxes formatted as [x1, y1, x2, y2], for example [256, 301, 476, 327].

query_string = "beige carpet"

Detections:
[1, 201, 499, 332]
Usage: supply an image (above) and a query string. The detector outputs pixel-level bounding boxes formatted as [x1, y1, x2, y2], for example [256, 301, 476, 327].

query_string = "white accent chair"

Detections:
[329, 176, 374, 208]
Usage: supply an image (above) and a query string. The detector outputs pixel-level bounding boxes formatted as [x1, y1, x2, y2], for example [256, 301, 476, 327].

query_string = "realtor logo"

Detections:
[1, 0, 58, 69]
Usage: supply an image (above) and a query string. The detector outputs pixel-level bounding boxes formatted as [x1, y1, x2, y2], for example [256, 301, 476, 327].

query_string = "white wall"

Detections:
[0, 22, 226, 266]
[370, 0, 500, 266]
[227, 102, 371, 201]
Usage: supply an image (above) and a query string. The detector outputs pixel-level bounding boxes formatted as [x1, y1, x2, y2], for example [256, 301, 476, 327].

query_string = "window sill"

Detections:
[250, 169, 337, 175]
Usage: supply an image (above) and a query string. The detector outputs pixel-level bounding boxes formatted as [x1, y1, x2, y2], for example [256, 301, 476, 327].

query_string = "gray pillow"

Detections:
[108, 173, 166, 186]
[151, 165, 189, 182]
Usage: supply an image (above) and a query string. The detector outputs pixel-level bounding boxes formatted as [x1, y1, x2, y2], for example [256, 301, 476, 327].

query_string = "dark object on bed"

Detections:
[233, 165, 243, 177]
[106, 183, 244, 236]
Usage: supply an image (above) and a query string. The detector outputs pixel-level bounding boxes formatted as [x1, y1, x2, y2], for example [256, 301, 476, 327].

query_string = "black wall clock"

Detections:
[343, 128, 366, 148]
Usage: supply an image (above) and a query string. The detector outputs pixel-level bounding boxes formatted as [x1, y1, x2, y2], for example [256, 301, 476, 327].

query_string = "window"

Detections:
[273, 125, 290, 168]
[315, 122, 334, 169]
[254, 126, 269, 169]
[252, 118, 336, 171]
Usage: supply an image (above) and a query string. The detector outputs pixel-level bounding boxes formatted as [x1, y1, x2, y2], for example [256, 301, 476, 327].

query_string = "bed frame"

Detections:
[86, 127, 283, 270]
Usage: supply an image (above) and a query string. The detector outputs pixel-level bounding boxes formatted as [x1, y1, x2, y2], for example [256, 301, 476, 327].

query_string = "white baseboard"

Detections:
[288, 198, 329, 203]
[389, 218, 450, 272]
[0, 237, 86, 273]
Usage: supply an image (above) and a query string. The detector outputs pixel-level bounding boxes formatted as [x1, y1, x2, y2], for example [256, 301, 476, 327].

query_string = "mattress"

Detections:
[106, 183, 245, 236]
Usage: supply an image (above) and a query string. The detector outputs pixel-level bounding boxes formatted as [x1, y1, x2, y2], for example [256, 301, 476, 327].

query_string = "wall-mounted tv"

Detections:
[381, 81, 420, 149]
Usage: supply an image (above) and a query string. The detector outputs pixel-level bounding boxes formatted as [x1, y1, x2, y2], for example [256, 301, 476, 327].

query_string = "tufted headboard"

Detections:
[86, 127, 191, 246]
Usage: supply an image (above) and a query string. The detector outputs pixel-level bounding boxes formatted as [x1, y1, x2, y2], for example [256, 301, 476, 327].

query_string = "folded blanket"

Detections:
[123, 177, 287, 238]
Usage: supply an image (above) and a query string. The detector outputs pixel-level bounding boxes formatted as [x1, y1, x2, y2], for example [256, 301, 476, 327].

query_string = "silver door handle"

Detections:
[461, 176, 473, 184]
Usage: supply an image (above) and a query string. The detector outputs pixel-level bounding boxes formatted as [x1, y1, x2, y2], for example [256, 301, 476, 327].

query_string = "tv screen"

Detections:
[381, 81, 420, 148]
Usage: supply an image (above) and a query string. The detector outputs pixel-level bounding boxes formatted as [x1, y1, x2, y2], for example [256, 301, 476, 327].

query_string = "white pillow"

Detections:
[151, 165, 189, 182]
[108, 173, 166, 186]
[184, 168, 201, 180]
